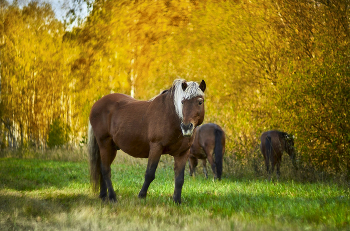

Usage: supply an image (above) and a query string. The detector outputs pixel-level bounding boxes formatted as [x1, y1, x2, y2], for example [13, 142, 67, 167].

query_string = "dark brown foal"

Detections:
[189, 123, 225, 180]
[260, 130, 297, 180]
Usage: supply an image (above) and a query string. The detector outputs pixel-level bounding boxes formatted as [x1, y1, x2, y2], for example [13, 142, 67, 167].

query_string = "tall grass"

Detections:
[0, 148, 349, 230]
[0, 147, 88, 162]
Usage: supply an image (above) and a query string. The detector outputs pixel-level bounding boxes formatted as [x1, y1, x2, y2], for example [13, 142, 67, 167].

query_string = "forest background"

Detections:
[0, 0, 349, 180]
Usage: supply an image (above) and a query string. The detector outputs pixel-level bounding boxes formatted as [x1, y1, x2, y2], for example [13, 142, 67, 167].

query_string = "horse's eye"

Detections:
[199, 101, 203, 105]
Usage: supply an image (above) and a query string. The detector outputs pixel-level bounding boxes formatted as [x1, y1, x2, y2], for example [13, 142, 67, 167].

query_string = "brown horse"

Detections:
[88, 79, 206, 204]
[188, 123, 225, 180]
[260, 130, 297, 179]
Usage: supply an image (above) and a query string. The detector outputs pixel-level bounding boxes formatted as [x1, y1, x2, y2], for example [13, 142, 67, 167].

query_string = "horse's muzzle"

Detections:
[181, 122, 194, 137]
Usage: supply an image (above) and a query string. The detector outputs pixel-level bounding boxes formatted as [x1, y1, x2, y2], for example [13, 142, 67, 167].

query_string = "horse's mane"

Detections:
[148, 89, 169, 102]
[171, 79, 205, 120]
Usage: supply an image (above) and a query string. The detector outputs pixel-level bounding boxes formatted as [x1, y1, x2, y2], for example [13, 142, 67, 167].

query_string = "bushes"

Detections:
[47, 119, 70, 149]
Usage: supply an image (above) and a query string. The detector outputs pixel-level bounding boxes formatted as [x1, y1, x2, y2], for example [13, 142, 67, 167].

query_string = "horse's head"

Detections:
[284, 133, 298, 169]
[173, 79, 206, 137]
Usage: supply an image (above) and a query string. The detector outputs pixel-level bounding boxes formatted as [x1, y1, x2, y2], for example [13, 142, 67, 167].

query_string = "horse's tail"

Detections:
[214, 128, 224, 180]
[88, 121, 101, 192]
[265, 135, 272, 173]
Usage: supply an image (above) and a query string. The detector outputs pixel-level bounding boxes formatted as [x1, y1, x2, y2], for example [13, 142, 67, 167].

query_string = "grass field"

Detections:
[0, 151, 349, 231]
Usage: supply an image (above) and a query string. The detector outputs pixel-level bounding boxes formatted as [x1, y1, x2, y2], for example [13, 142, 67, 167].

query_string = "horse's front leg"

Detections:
[173, 150, 190, 204]
[138, 144, 162, 199]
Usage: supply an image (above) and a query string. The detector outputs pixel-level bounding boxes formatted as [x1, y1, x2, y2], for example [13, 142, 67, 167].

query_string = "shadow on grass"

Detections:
[0, 158, 89, 191]
[0, 192, 101, 231]
[0, 193, 96, 215]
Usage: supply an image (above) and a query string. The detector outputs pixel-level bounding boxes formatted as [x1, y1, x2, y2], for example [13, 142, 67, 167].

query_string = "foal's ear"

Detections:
[182, 81, 188, 91]
[199, 80, 206, 92]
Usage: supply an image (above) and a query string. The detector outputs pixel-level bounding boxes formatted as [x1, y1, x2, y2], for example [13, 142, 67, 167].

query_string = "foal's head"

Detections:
[172, 79, 206, 137]
[284, 133, 298, 168]
[284, 134, 295, 156]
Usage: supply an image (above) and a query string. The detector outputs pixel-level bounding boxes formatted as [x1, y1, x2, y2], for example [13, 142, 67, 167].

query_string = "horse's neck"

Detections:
[153, 92, 181, 123]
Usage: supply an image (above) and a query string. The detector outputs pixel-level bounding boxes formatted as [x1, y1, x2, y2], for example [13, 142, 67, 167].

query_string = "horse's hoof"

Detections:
[172, 195, 181, 205]
[99, 194, 108, 201]
[109, 196, 117, 203]
[138, 192, 147, 199]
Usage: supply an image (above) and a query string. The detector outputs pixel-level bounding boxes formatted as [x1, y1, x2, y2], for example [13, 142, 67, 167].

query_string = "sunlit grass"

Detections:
[0, 152, 349, 230]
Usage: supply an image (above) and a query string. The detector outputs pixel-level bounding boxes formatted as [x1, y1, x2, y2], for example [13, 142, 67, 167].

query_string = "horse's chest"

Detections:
[165, 138, 192, 156]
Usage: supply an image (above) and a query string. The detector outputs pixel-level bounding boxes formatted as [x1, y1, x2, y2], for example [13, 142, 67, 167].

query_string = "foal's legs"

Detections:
[269, 161, 275, 181]
[205, 148, 217, 179]
[138, 144, 162, 199]
[276, 155, 282, 180]
[276, 161, 281, 180]
[189, 156, 198, 177]
[201, 159, 208, 178]
[173, 150, 190, 204]
[265, 156, 270, 174]
[99, 138, 117, 202]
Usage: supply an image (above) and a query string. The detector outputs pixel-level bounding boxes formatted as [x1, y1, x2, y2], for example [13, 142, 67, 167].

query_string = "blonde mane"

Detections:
[172, 79, 204, 120]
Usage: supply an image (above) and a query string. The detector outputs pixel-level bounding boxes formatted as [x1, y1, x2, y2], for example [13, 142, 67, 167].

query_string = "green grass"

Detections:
[0, 153, 349, 231]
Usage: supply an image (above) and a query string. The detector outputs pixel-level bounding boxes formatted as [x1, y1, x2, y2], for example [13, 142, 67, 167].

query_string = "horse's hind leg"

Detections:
[269, 161, 276, 182]
[276, 160, 281, 180]
[99, 138, 117, 202]
[265, 160, 274, 181]
[265, 157, 270, 174]
[99, 173, 107, 200]
[189, 156, 198, 177]
[205, 148, 217, 179]
[202, 159, 208, 178]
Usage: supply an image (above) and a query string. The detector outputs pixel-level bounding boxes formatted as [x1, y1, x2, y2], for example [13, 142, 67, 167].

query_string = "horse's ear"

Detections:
[199, 80, 206, 92]
[182, 81, 188, 91]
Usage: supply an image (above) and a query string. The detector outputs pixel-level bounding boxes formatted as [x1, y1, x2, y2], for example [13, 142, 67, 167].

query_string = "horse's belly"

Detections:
[123, 149, 149, 158]
[119, 145, 150, 158]
[114, 135, 150, 158]
[191, 147, 207, 159]
[196, 151, 207, 159]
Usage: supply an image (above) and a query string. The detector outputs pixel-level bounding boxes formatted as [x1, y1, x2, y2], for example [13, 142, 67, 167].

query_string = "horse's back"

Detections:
[90, 94, 136, 117]
[90, 93, 151, 155]
[198, 123, 224, 145]
[191, 123, 224, 158]
[90, 93, 145, 128]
